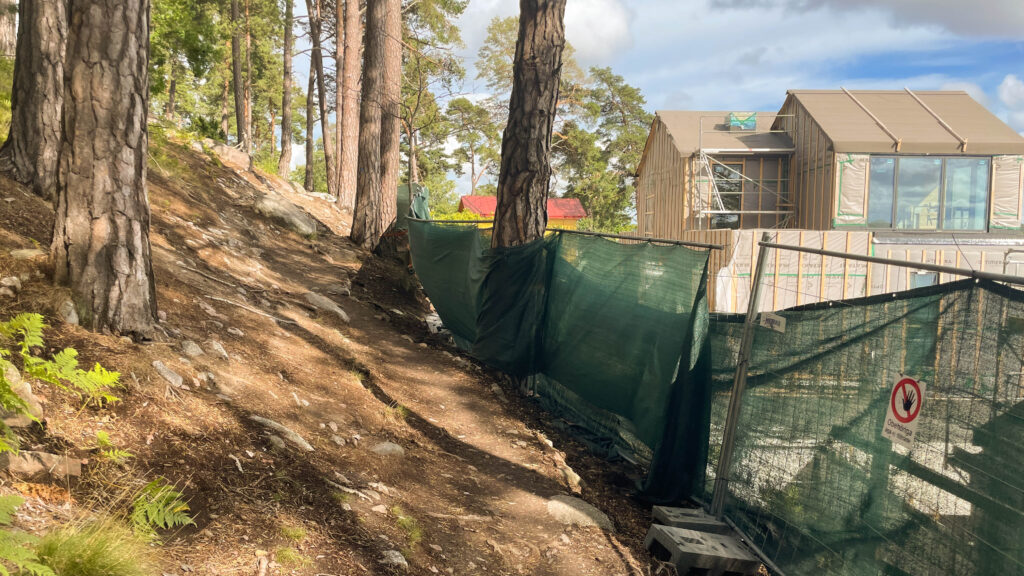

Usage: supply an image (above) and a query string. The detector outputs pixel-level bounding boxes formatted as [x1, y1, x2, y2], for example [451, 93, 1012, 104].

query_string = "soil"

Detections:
[0, 132, 658, 575]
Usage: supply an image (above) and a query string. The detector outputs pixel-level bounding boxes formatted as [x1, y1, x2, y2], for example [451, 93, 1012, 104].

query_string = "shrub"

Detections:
[34, 518, 157, 576]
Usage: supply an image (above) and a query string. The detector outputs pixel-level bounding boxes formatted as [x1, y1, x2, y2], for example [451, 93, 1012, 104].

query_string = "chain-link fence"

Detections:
[707, 242, 1024, 575]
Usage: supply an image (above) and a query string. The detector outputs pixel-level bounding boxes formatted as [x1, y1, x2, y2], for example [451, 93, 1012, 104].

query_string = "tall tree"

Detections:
[0, 1, 15, 57]
[337, 0, 361, 211]
[304, 66, 316, 192]
[304, 0, 337, 199]
[351, 0, 400, 250]
[447, 97, 499, 195]
[491, 0, 567, 247]
[231, 0, 250, 151]
[277, 0, 294, 176]
[53, 0, 156, 339]
[0, 0, 67, 200]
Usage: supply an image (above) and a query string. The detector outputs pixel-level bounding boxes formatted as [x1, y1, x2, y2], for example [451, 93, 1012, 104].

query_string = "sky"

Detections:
[294, 0, 1024, 193]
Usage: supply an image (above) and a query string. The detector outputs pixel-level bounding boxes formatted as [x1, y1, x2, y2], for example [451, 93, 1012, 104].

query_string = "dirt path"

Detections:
[0, 133, 655, 575]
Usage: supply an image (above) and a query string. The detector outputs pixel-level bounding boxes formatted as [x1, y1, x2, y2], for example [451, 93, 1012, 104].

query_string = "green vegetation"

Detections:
[274, 547, 311, 568]
[0, 56, 13, 147]
[0, 313, 121, 453]
[391, 505, 423, 548]
[279, 524, 306, 542]
[94, 431, 134, 466]
[0, 495, 52, 576]
[34, 518, 157, 576]
[129, 479, 195, 540]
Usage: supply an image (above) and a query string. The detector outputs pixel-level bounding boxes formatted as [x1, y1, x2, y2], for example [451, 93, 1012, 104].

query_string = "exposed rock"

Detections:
[326, 281, 351, 297]
[0, 451, 82, 479]
[152, 361, 183, 388]
[181, 341, 205, 358]
[371, 441, 405, 458]
[1, 365, 42, 428]
[227, 327, 244, 337]
[545, 496, 613, 531]
[0, 287, 14, 298]
[380, 550, 408, 571]
[57, 300, 79, 326]
[371, 504, 388, 514]
[0, 277, 21, 291]
[9, 248, 47, 261]
[158, 310, 167, 322]
[331, 435, 346, 446]
[250, 415, 314, 452]
[267, 435, 286, 450]
[254, 193, 317, 237]
[199, 300, 227, 320]
[211, 142, 250, 170]
[204, 340, 229, 360]
[304, 292, 350, 323]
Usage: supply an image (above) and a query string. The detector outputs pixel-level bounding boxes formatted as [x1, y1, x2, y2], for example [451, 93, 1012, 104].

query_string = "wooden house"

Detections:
[636, 90, 1024, 312]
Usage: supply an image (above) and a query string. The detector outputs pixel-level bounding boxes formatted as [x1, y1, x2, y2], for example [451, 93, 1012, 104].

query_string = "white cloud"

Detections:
[564, 0, 634, 64]
[998, 74, 1024, 132]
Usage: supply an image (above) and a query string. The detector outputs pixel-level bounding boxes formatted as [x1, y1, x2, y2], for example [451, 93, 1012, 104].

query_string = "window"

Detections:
[868, 157, 895, 227]
[895, 157, 941, 230]
[712, 163, 743, 229]
[865, 156, 990, 231]
[943, 158, 989, 231]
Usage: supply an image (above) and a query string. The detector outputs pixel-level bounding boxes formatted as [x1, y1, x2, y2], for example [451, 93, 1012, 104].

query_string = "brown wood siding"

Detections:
[636, 118, 689, 239]
[779, 96, 835, 230]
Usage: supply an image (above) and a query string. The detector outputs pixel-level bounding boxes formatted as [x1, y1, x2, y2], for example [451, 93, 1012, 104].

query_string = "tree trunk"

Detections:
[351, 0, 400, 250]
[338, 0, 361, 211]
[408, 129, 420, 184]
[0, 1, 15, 57]
[334, 0, 342, 192]
[164, 66, 176, 120]
[277, 0, 293, 176]
[243, 0, 252, 160]
[268, 104, 276, 154]
[304, 66, 315, 192]
[0, 0, 67, 200]
[470, 148, 477, 195]
[491, 0, 566, 248]
[305, 0, 337, 199]
[53, 0, 156, 340]
[220, 74, 231, 140]
[231, 0, 248, 150]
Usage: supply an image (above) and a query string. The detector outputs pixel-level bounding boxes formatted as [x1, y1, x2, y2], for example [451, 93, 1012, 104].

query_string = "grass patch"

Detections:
[332, 491, 351, 505]
[391, 506, 422, 547]
[279, 524, 307, 542]
[35, 518, 158, 576]
[275, 547, 311, 567]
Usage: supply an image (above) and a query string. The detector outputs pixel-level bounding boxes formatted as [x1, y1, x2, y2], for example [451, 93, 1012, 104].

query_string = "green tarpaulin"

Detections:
[408, 220, 713, 503]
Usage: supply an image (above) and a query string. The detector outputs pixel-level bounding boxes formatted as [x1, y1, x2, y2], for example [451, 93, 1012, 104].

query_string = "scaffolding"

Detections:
[694, 114, 796, 231]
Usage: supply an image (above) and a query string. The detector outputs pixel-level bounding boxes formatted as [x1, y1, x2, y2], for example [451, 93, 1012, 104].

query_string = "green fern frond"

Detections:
[0, 314, 46, 355]
[130, 480, 194, 540]
[0, 496, 23, 526]
[0, 497, 54, 576]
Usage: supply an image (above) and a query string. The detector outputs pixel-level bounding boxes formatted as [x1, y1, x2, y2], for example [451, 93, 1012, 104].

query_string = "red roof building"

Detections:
[458, 196, 587, 228]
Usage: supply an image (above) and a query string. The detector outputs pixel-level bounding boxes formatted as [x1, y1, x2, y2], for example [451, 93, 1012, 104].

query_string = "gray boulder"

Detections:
[9, 248, 47, 261]
[304, 292, 350, 323]
[58, 300, 79, 325]
[250, 415, 314, 452]
[371, 441, 405, 458]
[546, 495, 613, 531]
[254, 193, 317, 237]
[1, 365, 42, 428]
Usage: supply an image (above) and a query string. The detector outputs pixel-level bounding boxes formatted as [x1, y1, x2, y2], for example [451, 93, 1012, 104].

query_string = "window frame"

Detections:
[864, 155, 991, 232]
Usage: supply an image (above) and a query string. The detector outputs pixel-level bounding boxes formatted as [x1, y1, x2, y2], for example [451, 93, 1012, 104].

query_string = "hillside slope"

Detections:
[0, 128, 652, 575]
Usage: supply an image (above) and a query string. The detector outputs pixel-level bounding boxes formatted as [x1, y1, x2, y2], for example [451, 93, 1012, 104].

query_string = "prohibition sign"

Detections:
[890, 377, 921, 424]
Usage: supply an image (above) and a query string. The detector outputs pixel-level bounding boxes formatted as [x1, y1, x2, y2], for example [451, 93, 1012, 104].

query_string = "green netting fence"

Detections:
[708, 277, 1024, 575]
[408, 220, 713, 503]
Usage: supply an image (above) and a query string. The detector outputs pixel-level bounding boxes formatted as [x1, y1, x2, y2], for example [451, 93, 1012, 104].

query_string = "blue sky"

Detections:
[293, 0, 1024, 192]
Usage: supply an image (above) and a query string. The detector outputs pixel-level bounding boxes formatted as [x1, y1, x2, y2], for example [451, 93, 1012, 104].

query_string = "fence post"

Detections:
[710, 232, 773, 519]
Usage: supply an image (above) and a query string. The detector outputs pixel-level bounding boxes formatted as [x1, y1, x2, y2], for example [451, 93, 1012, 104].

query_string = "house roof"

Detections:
[458, 196, 588, 220]
[784, 90, 1024, 154]
[654, 110, 795, 156]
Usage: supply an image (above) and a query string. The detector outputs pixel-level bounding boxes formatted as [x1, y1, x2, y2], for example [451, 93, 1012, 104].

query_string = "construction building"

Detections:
[636, 89, 1024, 312]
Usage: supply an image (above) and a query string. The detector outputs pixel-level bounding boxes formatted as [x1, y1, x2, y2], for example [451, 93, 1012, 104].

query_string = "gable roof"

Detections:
[784, 90, 1024, 154]
[458, 196, 588, 220]
[655, 110, 795, 156]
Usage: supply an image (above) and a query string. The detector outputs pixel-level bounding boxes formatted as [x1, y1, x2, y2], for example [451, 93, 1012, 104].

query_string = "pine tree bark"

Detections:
[52, 0, 156, 340]
[0, 1, 17, 57]
[243, 0, 252, 159]
[304, 66, 315, 192]
[351, 0, 399, 250]
[305, 0, 337, 199]
[491, 0, 567, 248]
[338, 0, 361, 211]
[0, 0, 67, 200]
[220, 74, 231, 140]
[231, 0, 248, 150]
[277, 0, 293, 176]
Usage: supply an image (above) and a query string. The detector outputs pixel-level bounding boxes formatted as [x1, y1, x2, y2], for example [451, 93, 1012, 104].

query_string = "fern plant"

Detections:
[0, 313, 121, 453]
[0, 495, 55, 576]
[94, 431, 134, 465]
[130, 480, 194, 540]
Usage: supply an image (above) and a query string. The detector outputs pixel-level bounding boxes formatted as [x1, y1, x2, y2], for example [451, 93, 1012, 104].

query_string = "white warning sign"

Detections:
[759, 312, 786, 333]
[882, 376, 925, 449]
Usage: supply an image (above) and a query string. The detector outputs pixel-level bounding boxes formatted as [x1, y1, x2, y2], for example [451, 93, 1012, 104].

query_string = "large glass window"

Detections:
[895, 157, 942, 230]
[712, 163, 742, 229]
[865, 156, 989, 231]
[868, 157, 895, 227]
[943, 158, 989, 231]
